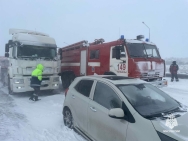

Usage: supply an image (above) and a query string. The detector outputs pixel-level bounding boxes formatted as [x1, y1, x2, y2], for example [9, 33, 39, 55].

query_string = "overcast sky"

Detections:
[0, 0, 188, 58]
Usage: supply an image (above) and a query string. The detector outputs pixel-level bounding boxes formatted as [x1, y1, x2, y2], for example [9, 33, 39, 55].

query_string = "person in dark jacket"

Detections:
[169, 61, 179, 82]
[29, 64, 44, 101]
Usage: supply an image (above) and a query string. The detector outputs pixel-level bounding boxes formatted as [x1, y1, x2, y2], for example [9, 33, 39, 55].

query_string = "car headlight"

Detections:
[157, 131, 177, 141]
[53, 77, 59, 82]
[14, 79, 24, 84]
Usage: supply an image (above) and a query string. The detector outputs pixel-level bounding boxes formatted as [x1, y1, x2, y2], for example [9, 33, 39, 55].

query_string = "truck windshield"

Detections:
[126, 43, 160, 58]
[117, 83, 180, 117]
[17, 45, 57, 59]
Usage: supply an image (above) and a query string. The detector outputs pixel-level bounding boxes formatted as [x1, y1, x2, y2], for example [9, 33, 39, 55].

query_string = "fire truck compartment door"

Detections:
[80, 50, 87, 75]
[110, 46, 128, 76]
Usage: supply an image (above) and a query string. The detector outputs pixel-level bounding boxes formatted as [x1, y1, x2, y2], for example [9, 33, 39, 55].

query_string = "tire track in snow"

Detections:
[0, 88, 86, 141]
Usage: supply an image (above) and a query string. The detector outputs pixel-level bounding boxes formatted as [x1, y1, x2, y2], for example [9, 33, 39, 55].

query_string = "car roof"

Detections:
[77, 75, 148, 85]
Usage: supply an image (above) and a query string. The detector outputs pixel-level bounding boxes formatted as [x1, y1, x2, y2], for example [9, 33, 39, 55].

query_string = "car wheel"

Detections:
[63, 108, 73, 129]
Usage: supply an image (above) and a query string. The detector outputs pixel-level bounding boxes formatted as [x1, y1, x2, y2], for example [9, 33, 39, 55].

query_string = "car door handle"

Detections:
[72, 95, 75, 99]
[90, 107, 97, 112]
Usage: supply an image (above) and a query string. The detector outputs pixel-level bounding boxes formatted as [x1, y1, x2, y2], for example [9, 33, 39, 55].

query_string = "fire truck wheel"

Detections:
[69, 74, 75, 84]
[8, 76, 13, 95]
[61, 75, 69, 89]
[61, 73, 75, 89]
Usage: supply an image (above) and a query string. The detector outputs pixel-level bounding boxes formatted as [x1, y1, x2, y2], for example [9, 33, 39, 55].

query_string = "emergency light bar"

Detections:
[137, 35, 144, 40]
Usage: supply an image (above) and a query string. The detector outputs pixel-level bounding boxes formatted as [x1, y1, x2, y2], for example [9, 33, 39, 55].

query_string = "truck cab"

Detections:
[109, 38, 165, 81]
[5, 29, 60, 94]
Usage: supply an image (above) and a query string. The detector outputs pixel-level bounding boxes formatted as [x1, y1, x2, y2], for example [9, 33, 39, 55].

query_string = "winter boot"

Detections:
[29, 96, 35, 101]
[34, 96, 39, 101]
[171, 79, 174, 82]
[176, 79, 179, 82]
[33, 93, 39, 101]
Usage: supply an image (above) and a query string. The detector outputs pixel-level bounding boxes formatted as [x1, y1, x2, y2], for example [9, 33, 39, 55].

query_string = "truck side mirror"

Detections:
[5, 44, 9, 52]
[115, 46, 121, 60]
[5, 52, 9, 58]
[58, 49, 62, 60]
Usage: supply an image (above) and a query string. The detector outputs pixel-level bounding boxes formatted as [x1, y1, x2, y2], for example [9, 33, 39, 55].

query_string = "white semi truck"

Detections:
[4, 29, 60, 94]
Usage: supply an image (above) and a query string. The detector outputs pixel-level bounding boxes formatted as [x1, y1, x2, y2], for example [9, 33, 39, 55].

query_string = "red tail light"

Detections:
[65, 88, 69, 97]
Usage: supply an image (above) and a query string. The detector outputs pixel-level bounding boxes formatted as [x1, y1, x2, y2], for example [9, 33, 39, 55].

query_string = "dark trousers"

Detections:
[30, 86, 40, 100]
[171, 73, 179, 81]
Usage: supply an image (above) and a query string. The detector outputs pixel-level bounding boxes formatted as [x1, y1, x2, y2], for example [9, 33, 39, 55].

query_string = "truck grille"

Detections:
[141, 72, 160, 78]
[42, 78, 50, 80]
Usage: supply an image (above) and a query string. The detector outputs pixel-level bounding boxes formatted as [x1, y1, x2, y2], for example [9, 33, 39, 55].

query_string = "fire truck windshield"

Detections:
[17, 45, 57, 60]
[126, 43, 160, 58]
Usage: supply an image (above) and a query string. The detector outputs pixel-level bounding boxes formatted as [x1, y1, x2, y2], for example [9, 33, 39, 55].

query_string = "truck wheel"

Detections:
[61, 73, 75, 89]
[69, 74, 75, 84]
[8, 76, 13, 95]
[61, 75, 69, 89]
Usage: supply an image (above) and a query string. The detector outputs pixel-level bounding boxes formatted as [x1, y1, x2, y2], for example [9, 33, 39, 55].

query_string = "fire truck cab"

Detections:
[59, 35, 167, 88]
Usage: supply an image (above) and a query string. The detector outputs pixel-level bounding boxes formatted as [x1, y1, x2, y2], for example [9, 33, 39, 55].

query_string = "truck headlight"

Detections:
[53, 77, 59, 82]
[14, 79, 24, 84]
[157, 131, 177, 141]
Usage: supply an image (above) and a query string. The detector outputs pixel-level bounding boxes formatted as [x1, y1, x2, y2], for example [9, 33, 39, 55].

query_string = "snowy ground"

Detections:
[0, 77, 188, 141]
[0, 86, 86, 141]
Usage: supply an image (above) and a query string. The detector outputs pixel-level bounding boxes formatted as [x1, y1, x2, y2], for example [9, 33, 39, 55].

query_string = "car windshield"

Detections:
[126, 43, 160, 58]
[17, 45, 57, 59]
[117, 83, 179, 117]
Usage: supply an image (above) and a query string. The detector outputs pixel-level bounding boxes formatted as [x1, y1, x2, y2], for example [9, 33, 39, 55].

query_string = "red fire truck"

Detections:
[58, 35, 167, 88]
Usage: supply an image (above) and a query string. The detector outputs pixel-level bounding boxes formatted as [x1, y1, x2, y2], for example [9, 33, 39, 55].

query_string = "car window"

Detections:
[75, 80, 94, 97]
[112, 46, 126, 58]
[93, 82, 121, 109]
[90, 50, 99, 59]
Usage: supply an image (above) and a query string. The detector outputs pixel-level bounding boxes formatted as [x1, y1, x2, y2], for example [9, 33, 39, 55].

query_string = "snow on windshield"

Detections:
[126, 43, 160, 58]
[117, 83, 180, 116]
[17, 45, 57, 59]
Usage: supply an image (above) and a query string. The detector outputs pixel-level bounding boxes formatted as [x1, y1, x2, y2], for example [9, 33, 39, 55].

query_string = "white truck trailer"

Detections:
[4, 29, 60, 94]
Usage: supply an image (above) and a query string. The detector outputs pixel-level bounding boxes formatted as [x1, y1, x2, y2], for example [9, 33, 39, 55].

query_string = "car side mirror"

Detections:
[58, 49, 62, 60]
[5, 44, 9, 52]
[108, 108, 124, 119]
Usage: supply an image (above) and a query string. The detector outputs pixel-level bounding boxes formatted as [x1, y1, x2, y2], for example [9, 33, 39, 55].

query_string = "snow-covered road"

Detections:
[0, 86, 85, 141]
[0, 77, 188, 141]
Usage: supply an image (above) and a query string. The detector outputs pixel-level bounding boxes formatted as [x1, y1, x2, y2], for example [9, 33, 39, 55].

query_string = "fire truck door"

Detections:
[80, 50, 87, 75]
[110, 46, 128, 76]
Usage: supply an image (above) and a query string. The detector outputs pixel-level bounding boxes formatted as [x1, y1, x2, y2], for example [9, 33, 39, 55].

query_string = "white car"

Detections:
[63, 75, 188, 141]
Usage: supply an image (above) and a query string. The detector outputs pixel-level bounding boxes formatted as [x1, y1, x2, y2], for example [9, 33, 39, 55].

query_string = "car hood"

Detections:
[151, 112, 188, 141]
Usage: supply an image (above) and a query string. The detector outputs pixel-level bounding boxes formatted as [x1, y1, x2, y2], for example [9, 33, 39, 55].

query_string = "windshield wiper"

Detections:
[144, 113, 163, 119]
[130, 55, 142, 57]
[40, 57, 54, 60]
[18, 56, 40, 60]
[144, 107, 187, 120]
[147, 55, 154, 58]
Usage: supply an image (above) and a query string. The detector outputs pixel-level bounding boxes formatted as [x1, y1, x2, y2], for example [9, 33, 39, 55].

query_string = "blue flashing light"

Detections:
[120, 35, 124, 40]
[145, 38, 149, 42]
